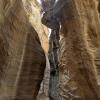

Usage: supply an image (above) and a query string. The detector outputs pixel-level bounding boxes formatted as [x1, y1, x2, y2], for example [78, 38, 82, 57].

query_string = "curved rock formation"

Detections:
[0, 0, 48, 100]
[59, 0, 100, 99]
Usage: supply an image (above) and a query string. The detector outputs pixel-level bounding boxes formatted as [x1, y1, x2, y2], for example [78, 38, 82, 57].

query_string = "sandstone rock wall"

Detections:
[0, 0, 49, 99]
[59, 0, 100, 99]
[22, 0, 49, 54]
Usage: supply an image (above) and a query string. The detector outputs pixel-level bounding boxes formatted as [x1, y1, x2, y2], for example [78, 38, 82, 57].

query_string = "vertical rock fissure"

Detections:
[41, 0, 61, 99]
[48, 27, 60, 100]
[41, 0, 100, 99]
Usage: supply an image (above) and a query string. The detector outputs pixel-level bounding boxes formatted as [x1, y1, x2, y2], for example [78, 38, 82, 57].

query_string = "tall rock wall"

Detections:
[59, 0, 100, 99]
[0, 0, 49, 100]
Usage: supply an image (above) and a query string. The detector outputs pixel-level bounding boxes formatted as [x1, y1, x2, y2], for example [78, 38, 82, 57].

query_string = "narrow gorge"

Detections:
[0, 0, 100, 100]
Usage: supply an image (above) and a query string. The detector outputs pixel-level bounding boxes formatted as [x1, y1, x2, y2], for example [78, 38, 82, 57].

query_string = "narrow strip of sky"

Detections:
[37, 0, 41, 4]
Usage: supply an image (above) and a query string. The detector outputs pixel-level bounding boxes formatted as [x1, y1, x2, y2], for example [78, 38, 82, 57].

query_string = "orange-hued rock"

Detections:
[22, 0, 49, 54]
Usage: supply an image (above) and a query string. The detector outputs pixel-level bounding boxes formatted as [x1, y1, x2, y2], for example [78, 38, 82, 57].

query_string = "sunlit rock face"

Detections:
[22, 0, 49, 54]
[0, 0, 49, 100]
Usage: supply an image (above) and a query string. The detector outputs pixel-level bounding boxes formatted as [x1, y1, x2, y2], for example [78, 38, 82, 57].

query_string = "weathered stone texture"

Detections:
[0, 0, 49, 100]
[59, 0, 100, 99]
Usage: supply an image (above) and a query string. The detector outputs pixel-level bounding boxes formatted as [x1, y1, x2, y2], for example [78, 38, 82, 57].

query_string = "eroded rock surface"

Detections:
[59, 0, 100, 99]
[0, 0, 49, 100]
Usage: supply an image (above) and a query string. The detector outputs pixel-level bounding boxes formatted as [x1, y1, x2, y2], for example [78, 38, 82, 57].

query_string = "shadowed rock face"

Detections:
[41, 0, 100, 99]
[0, 0, 47, 100]
[59, 0, 100, 99]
